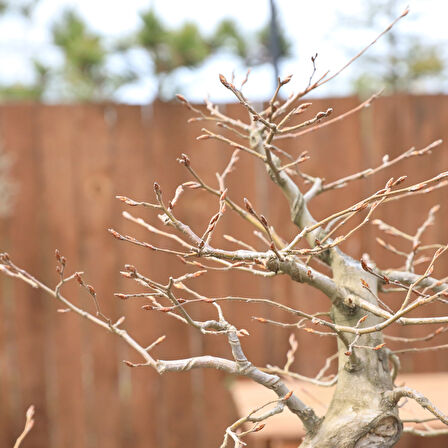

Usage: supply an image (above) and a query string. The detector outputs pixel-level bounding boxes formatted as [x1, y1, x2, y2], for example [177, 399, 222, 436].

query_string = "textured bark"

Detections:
[250, 127, 404, 446]
[299, 252, 402, 447]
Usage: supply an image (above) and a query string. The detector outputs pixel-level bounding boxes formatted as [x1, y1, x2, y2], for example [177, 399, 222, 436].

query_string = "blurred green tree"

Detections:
[345, 0, 445, 95]
[132, 8, 291, 99]
[0, 3, 291, 102]
[52, 9, 135, 101]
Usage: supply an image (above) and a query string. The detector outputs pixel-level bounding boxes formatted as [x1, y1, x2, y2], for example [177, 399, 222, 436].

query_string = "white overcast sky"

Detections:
[0, 0, 446, 103]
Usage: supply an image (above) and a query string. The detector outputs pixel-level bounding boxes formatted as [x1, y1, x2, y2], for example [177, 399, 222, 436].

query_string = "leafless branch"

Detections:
[14, 405, 35, 448]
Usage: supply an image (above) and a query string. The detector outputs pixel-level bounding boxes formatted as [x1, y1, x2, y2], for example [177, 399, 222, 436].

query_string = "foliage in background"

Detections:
[51, 10, 136, 101]
[344, 0, 445, 95]
[0, 0, 445, 102]
[129, 8, 291, 99]
[0, 3, 290, 102]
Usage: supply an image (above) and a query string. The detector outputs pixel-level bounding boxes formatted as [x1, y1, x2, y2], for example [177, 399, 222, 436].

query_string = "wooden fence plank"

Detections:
[37, 105, 87, 448]
[0, 104, 50, 447]
[74, 104, 121, 448]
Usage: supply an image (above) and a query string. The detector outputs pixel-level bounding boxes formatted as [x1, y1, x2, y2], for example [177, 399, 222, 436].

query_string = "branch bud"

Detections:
[177, 153, 190, 167]
[0, 252, 10, 263]
[243, 198, 255, 214]
[175, 94, 187, 103]
[74, 272, 84, 285]
[124, 264, 137, 275]
[393, 175, 407, 186]
[358, 315, 368, 324]
[114, 293, 128, 300]
[280, 74, 293, 86]
[253, 317, 267, 323]
[108, 229, 123, 240]
[219, 73, 230, 88]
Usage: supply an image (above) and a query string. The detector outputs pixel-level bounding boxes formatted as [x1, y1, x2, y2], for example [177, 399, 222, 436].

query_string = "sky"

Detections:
[0, 0, 446, 103]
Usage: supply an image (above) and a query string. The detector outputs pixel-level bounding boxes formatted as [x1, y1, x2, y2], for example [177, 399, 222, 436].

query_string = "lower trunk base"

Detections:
[300, 412, 402, 448]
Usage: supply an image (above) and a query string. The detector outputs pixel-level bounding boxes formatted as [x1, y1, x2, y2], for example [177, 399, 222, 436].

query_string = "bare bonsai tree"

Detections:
[1, 7, 448, 448]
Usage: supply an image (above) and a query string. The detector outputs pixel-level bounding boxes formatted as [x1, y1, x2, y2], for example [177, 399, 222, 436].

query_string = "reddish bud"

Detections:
[280, 74, 293, 86]
[0, 252, 10, 263]
[153, 182, 161, 194]
[108, 228, 123, 239]
[409, 183, 426, 192]
[260, 215, 268, 226]
[114, 293, 127, 300]
[254, 424, 265, 432]
[55, 249, 61, 261]
[283, 391, 293, 400]
[177, 153, 190, 167]
[374, 343, 386, 350]
[318, 108, 333, 119]
[244, 198, 255, 214]
[125, 264, 137, 275]
[359, 315, 368, 323]
[159, 307, 172, 313]
[86, 285, 96, 296]
[219, 73, 229, 88]
[123, 360, 135, 368]
[253, 317, 267, 323]
[386, 177, 395, 189]
[361, 279, 369, 288]
[176, 94, 187, 103]
[393, 176, 407, 186]
[361, 259, 372, 273]
[75, 272, 83, 285]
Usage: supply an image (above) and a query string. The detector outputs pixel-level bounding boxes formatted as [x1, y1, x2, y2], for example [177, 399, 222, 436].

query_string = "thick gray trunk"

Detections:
[300, 253, 402, 447]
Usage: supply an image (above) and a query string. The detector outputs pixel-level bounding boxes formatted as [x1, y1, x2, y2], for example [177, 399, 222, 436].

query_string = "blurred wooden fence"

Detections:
[0, 96, 447, 448]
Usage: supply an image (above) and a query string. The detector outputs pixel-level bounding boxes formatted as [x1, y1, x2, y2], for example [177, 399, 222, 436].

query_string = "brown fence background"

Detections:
[0, 96, 447, 448]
